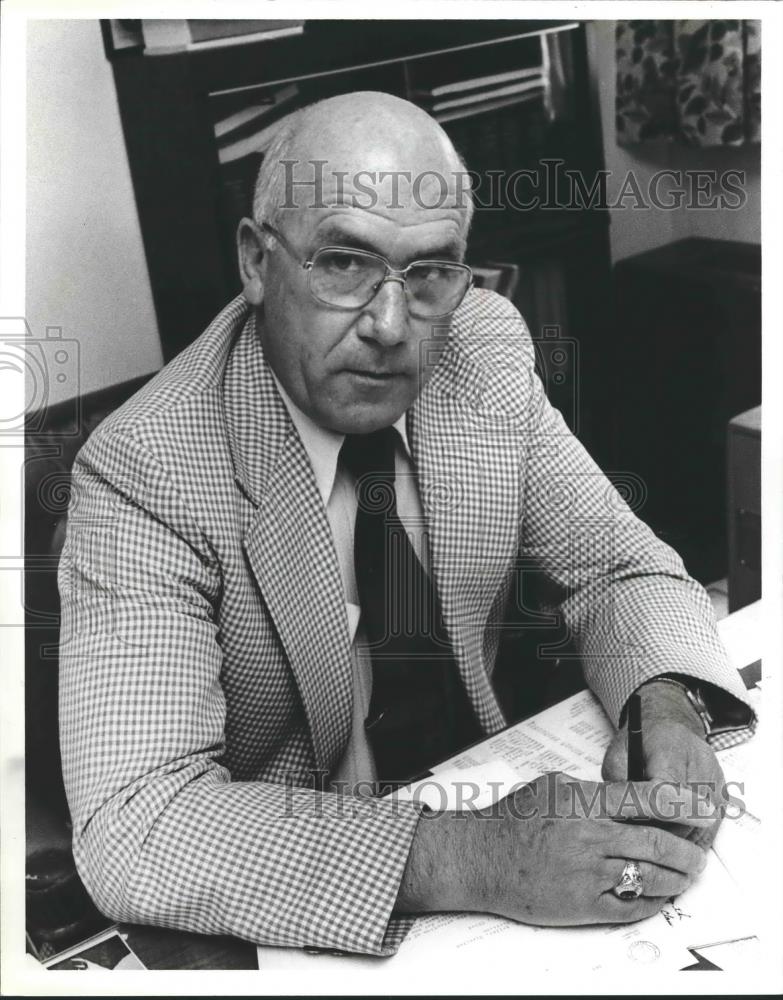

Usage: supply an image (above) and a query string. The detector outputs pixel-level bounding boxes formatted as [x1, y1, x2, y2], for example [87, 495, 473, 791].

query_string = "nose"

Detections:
[361, 277, 408, 348]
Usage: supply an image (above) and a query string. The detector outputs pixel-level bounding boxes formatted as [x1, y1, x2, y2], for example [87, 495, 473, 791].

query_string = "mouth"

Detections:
[344, 369, 401, 382]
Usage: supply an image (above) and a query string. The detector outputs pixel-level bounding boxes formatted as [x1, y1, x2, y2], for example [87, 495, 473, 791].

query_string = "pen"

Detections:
[627, 692, 645, 781]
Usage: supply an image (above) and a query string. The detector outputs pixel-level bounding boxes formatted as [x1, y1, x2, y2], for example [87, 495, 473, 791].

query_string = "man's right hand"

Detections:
[396, 770, 712, 926]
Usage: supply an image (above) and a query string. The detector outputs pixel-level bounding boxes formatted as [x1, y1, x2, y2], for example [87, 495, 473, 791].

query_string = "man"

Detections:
[58, 92, 755, 956]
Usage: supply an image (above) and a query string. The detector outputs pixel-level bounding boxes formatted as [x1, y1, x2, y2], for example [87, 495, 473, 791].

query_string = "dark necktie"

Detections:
[340, 427, 481, 790]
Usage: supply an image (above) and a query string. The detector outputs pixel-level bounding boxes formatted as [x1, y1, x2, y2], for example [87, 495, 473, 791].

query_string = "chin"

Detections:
[323, 402, 407, 436]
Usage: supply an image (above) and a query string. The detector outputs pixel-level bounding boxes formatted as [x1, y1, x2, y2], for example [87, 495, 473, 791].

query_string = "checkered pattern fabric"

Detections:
[58, 289, 755, 955]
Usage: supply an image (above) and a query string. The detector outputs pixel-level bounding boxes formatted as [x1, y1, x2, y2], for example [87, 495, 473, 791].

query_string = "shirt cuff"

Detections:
[627, 672, 757, 750]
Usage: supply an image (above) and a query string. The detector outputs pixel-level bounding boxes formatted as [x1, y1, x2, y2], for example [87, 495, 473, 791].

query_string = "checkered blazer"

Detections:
[58, 289, 754, 956]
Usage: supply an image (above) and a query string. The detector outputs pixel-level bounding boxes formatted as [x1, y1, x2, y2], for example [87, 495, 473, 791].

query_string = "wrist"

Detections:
[636, 678, 708, 739]
[396, 808, 483, 914]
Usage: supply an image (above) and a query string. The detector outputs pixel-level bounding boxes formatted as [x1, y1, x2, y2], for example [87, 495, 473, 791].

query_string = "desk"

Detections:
[117, 601, 762, 971]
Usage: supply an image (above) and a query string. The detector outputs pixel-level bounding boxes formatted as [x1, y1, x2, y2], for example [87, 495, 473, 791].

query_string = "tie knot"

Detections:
[340, 427, 398, 481]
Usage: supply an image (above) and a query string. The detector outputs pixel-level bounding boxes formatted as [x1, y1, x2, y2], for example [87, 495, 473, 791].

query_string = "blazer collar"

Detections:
[222, 307, 291, 506]
[405, 349, 511, 735]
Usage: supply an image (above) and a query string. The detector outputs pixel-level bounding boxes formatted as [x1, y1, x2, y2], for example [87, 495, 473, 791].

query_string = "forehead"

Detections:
[290, 205, 468, 264]
[278, 157, 469, 262]
[278, 117, 471, 250]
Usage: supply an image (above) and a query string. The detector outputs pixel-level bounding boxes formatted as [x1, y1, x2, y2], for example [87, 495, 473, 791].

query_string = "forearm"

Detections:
[518, 378, 752, 733]
[73, 767, 421, 954]
[573, 571, 754, 732]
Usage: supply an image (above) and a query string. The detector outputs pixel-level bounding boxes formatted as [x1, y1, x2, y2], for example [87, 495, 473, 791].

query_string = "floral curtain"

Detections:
[615, 20, 761, 147]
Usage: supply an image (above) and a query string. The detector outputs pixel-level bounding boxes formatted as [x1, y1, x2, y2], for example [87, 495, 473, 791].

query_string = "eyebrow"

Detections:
[310, 222, 464, 262]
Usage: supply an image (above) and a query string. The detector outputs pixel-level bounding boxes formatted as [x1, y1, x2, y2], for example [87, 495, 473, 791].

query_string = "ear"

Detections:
[237, 218, 268, 306]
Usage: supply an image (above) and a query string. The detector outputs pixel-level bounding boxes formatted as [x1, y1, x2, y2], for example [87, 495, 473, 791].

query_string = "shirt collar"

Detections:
[270, 371, 411, 507]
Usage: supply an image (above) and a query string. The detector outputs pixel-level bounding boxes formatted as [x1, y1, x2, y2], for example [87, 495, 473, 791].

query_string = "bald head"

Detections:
[252, 91, 473, 237]
[290, 92, 463, 177]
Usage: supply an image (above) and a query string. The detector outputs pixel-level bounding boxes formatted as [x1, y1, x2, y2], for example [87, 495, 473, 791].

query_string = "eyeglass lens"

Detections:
[310, 249, 469, 316]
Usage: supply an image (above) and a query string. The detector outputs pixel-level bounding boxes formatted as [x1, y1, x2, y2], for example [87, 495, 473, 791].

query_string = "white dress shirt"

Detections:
[271, 374, 429, 795]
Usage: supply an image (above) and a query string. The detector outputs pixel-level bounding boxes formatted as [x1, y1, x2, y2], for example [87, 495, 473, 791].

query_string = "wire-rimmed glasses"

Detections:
[261, 222, 473, 319]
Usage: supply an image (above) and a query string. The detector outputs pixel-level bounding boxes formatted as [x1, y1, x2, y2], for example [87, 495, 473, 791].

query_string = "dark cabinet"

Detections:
[612, 238, 761, 584]
[727, 406, 761, 611]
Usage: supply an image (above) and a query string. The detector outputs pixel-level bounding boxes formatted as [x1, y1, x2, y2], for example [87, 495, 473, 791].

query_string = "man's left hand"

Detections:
[602, 680, 725, 849]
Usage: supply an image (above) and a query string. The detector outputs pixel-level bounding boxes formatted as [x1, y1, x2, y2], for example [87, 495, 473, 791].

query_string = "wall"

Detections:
[27, 19, 162, 406]
[587, 20, 761, 264]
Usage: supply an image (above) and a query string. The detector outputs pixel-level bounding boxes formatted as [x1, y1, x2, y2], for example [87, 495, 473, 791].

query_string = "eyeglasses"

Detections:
[261, 223, 473, 319]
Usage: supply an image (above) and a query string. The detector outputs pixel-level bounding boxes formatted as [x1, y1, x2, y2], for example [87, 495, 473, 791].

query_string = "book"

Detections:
[140, 18, 303, 54]
[427, 64, 543, 99]
[140, 18, 190, 53]
[188, 20, 304, 44]
[409, 33, 544, 97]
[213, 84, 300, 164]
[430, 77, 545, 115]
[215, 101, 285, 141]
[217, 119, 288, 166]
[435, 87, 544, 126]
[107, 19, 143, 51]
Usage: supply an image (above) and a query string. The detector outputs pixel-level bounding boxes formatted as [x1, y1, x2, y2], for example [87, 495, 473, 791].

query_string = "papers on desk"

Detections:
[391, 760, 522, 811]
[718, 601, 763, 673]
[259, 685, 761, 977]
[436, 687, 613, 783]
[711, 694, 762, 890]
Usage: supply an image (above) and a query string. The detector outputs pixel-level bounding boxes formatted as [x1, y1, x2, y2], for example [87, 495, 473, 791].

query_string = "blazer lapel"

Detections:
[223, 312, 352, 777]
[409, 345, 518, 734]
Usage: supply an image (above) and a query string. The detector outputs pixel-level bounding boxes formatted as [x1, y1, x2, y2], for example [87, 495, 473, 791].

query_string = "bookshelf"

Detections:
[102, 19, 612, 456]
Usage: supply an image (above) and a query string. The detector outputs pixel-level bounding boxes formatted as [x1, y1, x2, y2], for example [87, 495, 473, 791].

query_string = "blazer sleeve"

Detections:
[58, 428, 421, 956]
[516, 343, 756, 746]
